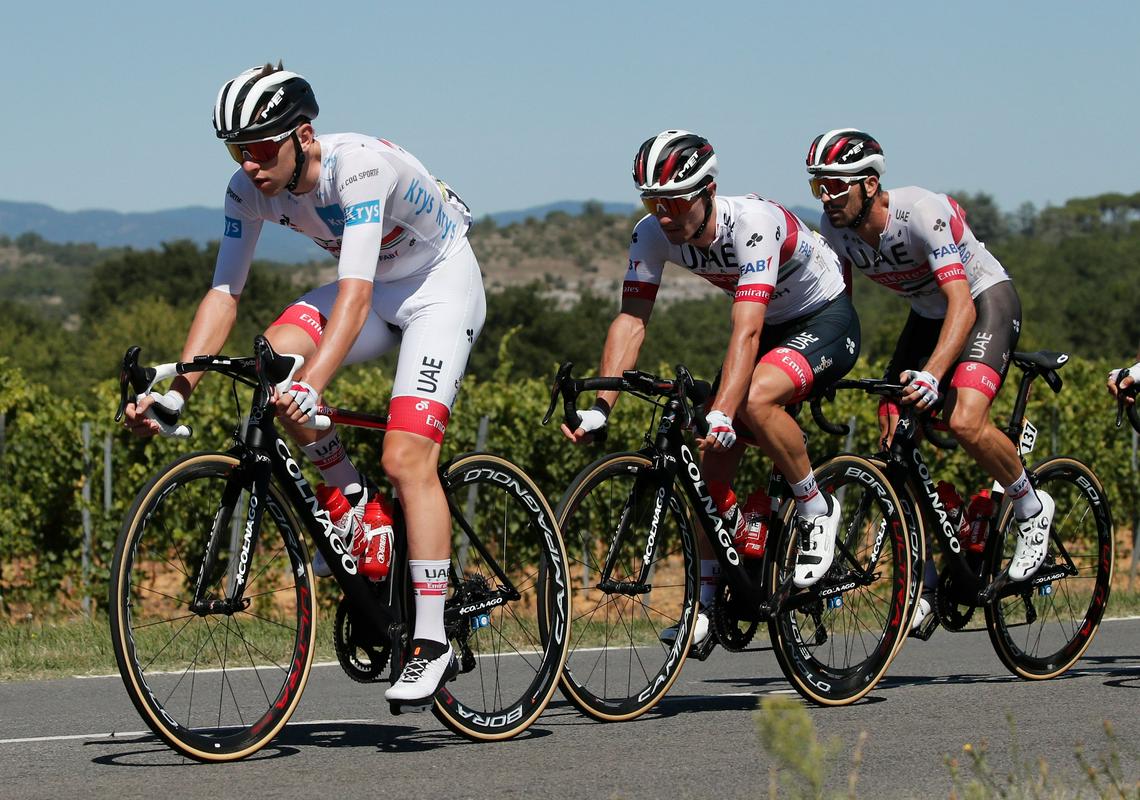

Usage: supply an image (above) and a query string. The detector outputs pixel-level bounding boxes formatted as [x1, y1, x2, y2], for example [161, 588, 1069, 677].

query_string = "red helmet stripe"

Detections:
[657, 149, 682, 185]
[823, 136, 850, 165]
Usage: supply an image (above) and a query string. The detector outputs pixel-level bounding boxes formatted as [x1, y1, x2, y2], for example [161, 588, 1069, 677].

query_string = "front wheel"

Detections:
[767, 454, 915, 706]
[555, 452, 700, 721]
[431, 454, 571, 740]
[984, 457, 1113, 679]
[108, 451, 316, 762]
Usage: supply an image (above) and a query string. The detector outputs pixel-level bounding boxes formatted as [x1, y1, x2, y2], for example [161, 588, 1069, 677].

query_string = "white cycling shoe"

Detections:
[385, 641, 458, 705]
[659, 610, 711, 647]
[1009, 491, 1055, 581]
[911, 596, 933, 631]
[793, 495, 841, 588]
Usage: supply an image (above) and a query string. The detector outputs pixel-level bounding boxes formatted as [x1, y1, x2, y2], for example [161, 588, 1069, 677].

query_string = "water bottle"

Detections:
[357, 495, 394, 582]
[315, 484, 352, 524]
[737, 488, 771, 559]
[965, 491, 995, 554]
[935, 480, 964, 530]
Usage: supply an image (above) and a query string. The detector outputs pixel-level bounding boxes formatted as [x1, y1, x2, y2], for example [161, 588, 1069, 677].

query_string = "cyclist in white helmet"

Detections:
[123, 62, 486, 705]
[564, 130, 861, 649]
[805, 128, 1053, 629]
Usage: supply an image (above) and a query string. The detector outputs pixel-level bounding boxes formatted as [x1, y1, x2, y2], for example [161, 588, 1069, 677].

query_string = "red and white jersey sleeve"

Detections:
[622, 195, 845, 324]
[623, 216, 670, 303]
[820, 186, 1010, 319]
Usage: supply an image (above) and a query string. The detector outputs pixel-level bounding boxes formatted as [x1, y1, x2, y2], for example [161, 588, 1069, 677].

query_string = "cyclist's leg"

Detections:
[265, 282, 399, 474]
[740, 294, 861, 585]
[378, 241, 486, 702]
[944, 281, 1050, 579]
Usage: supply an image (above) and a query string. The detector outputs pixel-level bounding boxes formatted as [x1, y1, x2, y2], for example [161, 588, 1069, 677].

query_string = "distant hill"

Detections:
[0, 198, 820, 263]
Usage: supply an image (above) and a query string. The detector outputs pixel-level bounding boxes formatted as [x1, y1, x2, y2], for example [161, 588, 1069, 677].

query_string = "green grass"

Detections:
[0, 613, 337, 682]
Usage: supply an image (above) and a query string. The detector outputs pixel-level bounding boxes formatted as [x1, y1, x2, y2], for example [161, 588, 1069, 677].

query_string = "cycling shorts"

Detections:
[757, 292, 862, 403]
[882, 279, 1021, 403]
[270, 239, 486, 442]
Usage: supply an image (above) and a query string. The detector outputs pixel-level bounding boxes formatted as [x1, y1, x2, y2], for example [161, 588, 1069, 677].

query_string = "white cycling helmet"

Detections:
[633, 130, 718, 196]
[213, 64, 318, 143]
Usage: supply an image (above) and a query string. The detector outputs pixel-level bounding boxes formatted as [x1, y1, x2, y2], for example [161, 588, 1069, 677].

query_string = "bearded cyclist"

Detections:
[563, 130, 860, 648]
[805, 128, 1053, 628]
[122, 63, 486, 705]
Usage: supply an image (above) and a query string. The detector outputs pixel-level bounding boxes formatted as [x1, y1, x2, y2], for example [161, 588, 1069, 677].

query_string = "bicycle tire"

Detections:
[432, 453, 571, 740]
[984, 456, 1114, 679]
[555, 452, 700, 721]
[108, 451, 316, 762]
[767, 454, 914, 705]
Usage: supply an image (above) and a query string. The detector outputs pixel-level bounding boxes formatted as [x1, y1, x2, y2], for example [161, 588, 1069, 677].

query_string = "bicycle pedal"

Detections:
[389, 699, 434, 715]
[910, 615, 939, 642]
[688, 637, 718, 662]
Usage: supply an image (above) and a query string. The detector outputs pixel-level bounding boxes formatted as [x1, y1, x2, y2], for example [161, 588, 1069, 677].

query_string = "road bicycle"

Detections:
[810, 350, 1114, 679]
[542, 362, 914, 718]
[108, 336, 570, 761]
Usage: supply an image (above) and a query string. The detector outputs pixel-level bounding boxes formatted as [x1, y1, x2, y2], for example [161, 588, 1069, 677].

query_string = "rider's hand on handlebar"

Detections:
[1107, 363, 1140, 403]
[698, 409, 737, 452]
[560, 406, 608, 444]
[274, 380, 321, 425]
[123, 389, 185, 438]
[900, 369, 940, 411]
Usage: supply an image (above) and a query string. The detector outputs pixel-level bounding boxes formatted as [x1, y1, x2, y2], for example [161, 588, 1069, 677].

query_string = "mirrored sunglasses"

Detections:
[641, 188, 705, 218]
[224, 128, 296, 164]
[809, 175, 864, 200]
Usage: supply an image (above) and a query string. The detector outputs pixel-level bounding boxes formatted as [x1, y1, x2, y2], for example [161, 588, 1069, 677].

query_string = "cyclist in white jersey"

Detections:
[564, 131, 860, 647]
[806, 129, 1054, 624]
[123, 63, 484, 703]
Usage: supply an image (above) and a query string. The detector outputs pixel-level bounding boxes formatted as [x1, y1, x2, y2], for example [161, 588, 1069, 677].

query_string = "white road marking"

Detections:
[0, 719, 374, 747]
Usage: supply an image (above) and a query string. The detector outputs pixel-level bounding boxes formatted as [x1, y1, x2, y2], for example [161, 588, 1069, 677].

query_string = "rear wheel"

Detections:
[432, 454, 570, 740]
[108, 451, 315, 762]
[985, 457, 1113, 679]
[555, 452, 700, 721]
[767, 454, 914, 705]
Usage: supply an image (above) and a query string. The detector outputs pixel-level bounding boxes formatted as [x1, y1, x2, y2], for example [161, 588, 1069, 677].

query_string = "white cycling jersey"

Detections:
[213, 133, 472, 293]
[624, 195, 846, 325]
[818, 186, 1010, 319]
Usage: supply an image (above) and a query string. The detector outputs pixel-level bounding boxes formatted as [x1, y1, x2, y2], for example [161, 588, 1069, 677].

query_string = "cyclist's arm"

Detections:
[709, 299, 765, 417]
[916, 275, 974, 383]
[906, 195, 975, 384]
[593, 297, 654, 412]
[294, 277, 373, 394]
[172, 288, 241, 397]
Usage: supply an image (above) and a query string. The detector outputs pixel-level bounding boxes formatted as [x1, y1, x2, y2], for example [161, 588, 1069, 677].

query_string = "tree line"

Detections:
[1, 189, 1138, 401]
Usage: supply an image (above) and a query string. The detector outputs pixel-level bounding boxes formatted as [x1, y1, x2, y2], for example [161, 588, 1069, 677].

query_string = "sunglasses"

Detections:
[809, 175, 864, 200]
[641, 187, 706, 218]
[224, 127, 296, 164]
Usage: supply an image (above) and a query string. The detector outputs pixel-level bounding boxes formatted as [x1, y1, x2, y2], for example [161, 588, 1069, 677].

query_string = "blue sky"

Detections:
[7, 1, 1137, 217]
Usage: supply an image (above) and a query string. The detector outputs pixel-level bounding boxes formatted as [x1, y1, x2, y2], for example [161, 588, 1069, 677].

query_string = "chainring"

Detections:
[935, 564, 976, 632]
[711, 580, 759, 652]
[333, 597, 392, 683]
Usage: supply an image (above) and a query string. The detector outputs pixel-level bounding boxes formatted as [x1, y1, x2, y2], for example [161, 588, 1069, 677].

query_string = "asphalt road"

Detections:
[2, 618, 1138, 799]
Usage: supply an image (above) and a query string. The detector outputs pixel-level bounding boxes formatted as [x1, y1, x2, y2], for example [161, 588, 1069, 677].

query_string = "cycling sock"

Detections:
[300, 432, 362, 494]
[699, 560, 721, 608]
[1007, 470, 1043, 520]
[791, 472, 829, 518]
[411, 559, 450, 644]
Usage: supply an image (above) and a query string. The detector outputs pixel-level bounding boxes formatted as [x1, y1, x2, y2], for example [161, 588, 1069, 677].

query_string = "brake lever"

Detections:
[543, 362, 574, 426]
[115, 346, 156, 421]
